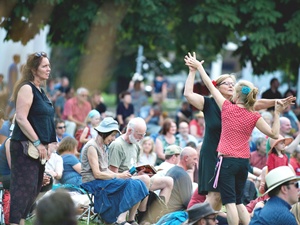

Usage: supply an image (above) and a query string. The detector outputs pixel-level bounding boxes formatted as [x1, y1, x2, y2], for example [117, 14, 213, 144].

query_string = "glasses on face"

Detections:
[204, 216, 217, 221]
[219, 81, 235, 87]
[285, 181, 299, 189]
[56, 126, 66, 129]
[35, 52, 47, 58]
[80, 94, 88, 97]
[134, 130, 146, 138]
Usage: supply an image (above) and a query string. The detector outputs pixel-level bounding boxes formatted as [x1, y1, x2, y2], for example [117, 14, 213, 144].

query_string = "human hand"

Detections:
[279, 95, 296, 109]
[37, 144, 48, 161]
[274, 100, 285, 114]
[119, 171, 132, 179]
[184, 52, 204, 70]
[42, 173, 51, 186]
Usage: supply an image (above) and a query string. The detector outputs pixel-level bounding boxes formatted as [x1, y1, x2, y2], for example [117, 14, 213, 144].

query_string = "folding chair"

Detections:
[52, 184, 100, 225]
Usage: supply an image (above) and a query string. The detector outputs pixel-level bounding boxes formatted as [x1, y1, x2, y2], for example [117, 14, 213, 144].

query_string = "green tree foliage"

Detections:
[1, 0, 300, 88]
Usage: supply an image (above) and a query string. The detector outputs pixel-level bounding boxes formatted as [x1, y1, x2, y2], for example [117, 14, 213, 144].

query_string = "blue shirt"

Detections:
[250, 196, 297, 225]
[61, 154, 82, 186]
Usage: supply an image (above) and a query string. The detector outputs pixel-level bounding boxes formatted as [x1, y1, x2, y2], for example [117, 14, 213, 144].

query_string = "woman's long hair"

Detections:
[11, 52, 48, 102]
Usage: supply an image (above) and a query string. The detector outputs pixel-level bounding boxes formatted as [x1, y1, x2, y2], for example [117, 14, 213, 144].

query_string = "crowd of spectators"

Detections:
[0, 52, 300, 225]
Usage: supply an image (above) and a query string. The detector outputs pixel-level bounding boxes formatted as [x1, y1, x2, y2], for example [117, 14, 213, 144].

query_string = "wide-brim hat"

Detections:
[264, 166, 300, 195]
[269, 135, 293, 152]
[94, 117, 120, 134]
[186, 202, 218, 225]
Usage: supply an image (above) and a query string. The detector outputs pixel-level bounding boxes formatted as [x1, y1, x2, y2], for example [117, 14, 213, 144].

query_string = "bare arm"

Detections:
[16, 85, 48, 159]
[109, 165, 119, 173]
[79, 127, 90, 143]
[87, 146, 131, 180]
[285, 133, 300, 154]
[183, 68, 205, 111]
[185, 52, 225, 109]
[155, 138, 165, 160]
[254, 96, 296, 111]
[255, 101, 284, 139]
[72, 162, 81, 174]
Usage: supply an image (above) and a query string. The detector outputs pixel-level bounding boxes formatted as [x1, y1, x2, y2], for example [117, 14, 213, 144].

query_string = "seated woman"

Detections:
[57, 136, 82, 186]
[80, 117, 149, 225]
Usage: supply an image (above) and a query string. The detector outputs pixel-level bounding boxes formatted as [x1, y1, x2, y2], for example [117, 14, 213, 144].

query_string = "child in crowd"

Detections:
[78, 109, 101, 150]
[267, 135, 293, 172]
[138, 136, 157, 166]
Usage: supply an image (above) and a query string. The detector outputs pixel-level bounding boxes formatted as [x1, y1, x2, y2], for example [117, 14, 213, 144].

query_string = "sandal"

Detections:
[127, 220, 139, 225]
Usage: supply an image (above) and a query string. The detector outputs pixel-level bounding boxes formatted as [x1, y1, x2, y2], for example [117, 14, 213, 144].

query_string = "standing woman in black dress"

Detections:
[9, 52, 56, 225]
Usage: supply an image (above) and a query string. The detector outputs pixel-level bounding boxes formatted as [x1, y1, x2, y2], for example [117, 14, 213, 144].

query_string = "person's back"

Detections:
[166, 165, 192, 212]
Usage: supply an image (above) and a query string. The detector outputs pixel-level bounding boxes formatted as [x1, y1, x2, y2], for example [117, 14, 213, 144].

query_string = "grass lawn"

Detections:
[25, 218, 103, 225]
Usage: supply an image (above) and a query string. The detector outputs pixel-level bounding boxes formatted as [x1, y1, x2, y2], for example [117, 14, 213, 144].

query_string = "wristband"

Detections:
[33, 139, 41, 147]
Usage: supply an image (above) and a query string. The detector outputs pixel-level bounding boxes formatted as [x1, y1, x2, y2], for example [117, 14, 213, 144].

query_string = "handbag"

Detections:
[21, 141, 39, 159]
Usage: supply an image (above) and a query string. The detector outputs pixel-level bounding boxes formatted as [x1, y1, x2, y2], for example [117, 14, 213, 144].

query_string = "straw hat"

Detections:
[186, 202, 218, 225]
[264, 166, 300, 195]
[269, 135, 293, 152]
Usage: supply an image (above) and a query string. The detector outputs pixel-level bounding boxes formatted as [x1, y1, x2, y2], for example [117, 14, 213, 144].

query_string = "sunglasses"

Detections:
[285, 181, 299, 189]
[204, 216, 217, 221]
[56, 126, 66, 129]
[35, 52, 47, 58]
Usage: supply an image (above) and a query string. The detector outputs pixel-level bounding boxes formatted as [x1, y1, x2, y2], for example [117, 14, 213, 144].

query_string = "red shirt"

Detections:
[189, 119, 204, 138]
[289, 157, 300, 176]
[63, 97, 92, 123]
[250, 151, 267, 169]
[266, 153, 288, 172]
[217, 100, 261, 158]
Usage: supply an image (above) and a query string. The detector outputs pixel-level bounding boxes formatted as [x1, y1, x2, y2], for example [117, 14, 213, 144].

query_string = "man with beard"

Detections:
[109, 117, 173, 224]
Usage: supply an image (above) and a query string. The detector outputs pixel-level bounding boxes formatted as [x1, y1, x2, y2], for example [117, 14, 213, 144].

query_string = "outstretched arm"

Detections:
[184, 52, 225, 109]
[254, 96, 296, 111]
[183, 66, 205, 111]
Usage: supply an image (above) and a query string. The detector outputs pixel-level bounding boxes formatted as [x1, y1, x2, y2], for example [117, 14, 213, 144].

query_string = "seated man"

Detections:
[154, 144, 182, 177]
[165, 147, 198, 212]
[250, 166, 300, 225]
[108, 117, 174, 223]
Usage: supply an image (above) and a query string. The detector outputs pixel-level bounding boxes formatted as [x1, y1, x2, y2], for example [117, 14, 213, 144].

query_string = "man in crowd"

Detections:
[186, 202, 219, 225]
[62, 87, 91, 136]
[250, 166, 300, 225]
[176, 121, 198, 148]
[108, 117, 173, 223]
[155, 144, 182, 177]
[166, 146, 198, 212]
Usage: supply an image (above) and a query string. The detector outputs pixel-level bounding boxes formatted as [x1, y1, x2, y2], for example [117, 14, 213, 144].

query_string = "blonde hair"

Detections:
[234, 80, 258, 111]
[215, 74, 236, 86]
[140, 136, 155, 154]
[57, 136, 78, 155]
[84, 109, 100, 124]
[291, 202, 300, 224]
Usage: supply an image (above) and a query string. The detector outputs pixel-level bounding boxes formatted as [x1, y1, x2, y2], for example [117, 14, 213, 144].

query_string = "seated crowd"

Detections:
[1, 75, 300, 225]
